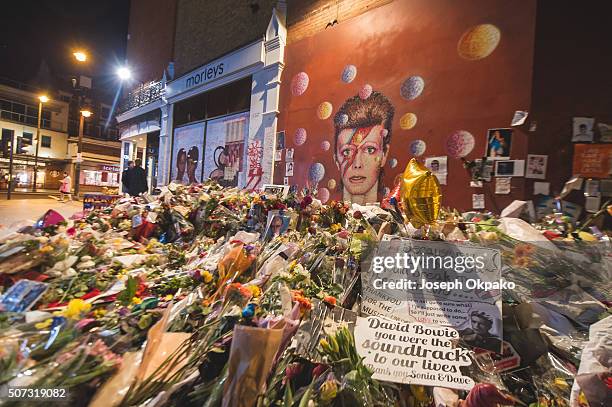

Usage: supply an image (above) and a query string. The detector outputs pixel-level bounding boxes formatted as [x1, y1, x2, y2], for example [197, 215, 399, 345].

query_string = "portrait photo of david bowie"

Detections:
[333, 91, 394, 205]
[459, 310, 502, 352]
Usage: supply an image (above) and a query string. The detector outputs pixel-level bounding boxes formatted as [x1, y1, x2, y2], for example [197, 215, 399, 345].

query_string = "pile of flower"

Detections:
[0, 181, 609, 407]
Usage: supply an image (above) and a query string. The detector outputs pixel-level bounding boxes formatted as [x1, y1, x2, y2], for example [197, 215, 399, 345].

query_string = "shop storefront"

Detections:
[80, 164, 120, 188]
[116, 9, 287, 191]
[118, 112, 162, 193]
[0, 156, 68, 191]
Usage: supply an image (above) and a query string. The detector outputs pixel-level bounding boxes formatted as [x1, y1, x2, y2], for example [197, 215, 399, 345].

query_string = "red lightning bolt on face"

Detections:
[338, 126, 375, 178]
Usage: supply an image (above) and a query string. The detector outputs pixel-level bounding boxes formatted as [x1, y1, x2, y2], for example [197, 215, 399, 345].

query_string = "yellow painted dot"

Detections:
[400, 113, 417, 130]
[458, 24, 501, 60]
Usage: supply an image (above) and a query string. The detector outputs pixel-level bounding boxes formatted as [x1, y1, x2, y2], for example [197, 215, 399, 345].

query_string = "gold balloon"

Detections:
[400, 158, 442, 227]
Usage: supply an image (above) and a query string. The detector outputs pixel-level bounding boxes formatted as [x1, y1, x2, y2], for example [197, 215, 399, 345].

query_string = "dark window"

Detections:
[12, 103, 25, 114]
[41, 135, 51, 148]
[26, 106, 38, 117]
[172, 77, 251, 127]
[101, 107, 110, 119]
[42, 110, 51, 121]
[22, 132, 33, 141]
[1, 129, 13, 157]
[0, 99, 10, 111]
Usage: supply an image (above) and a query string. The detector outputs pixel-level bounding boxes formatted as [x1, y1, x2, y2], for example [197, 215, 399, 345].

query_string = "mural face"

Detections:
[277, 0, 536, 209]
[333, 92, 394, 204]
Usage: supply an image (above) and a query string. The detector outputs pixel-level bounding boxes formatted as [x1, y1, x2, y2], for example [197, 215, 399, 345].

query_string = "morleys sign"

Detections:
[186, 62, 225, 88]
[166, 40, 264, 100]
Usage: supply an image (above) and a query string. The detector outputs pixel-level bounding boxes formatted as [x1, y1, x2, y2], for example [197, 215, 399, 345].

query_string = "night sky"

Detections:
[0, 0, 130, 99]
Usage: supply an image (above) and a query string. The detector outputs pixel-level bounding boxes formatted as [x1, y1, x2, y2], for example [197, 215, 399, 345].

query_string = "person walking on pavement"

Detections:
[59, 171, 72, 202]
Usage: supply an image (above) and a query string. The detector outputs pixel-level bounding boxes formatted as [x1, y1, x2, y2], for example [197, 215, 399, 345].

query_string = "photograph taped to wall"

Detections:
[204, 112, 249, 187]
[286, 148, 294, 162]
[572, 117, 595, 142]
[598, 122, 612, 142]
[525, 154, 548, 179]
[285, 161, 294, 176]
[495, 160, 525, 177]
[486, 128, 513, 159]
[171, 123, 205, 185]
[425, 156, 447, 185]
[262, 184, 289, 198]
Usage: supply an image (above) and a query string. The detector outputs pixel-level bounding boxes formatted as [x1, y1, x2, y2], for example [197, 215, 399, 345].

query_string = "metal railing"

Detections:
[0, 109, 66, 132]
[119, 80, 165, 113]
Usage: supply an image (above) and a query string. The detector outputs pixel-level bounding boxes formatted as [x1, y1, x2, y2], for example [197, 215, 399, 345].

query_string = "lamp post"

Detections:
[74, 109, 92, 199]
[33, 95, 49, 192]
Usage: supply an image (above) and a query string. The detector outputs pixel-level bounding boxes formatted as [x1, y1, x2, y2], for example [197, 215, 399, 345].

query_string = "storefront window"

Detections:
[83, 169, 120, 187]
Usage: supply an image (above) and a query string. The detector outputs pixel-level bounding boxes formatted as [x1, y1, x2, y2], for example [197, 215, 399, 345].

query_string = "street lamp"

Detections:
[74, 109, 92, 199]
[73, 51, 87, 62]
[116, 66, 132, 81]
[33, 94, 49, 192]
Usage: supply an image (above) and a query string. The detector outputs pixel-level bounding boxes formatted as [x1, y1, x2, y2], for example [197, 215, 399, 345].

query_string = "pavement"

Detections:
[0, 198, 83, 226]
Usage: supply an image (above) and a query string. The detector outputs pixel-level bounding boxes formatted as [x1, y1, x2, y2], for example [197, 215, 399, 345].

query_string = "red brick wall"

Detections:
[287, 0, 392, 44]
[173, 0, 277, 77]
[277, 0, 537, 211]
[527, 0, 612, 202]
[126, 0, 177, 83]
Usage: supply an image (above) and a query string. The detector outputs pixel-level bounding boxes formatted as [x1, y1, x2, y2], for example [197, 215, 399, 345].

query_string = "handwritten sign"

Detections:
[573, 144, 612, 178]
[355, 316, 474, 390]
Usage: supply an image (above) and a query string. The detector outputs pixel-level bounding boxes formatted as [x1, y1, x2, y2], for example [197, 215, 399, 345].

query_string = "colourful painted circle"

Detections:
[446, 130, 475, 158]
[409, 139, 426, 156]
[400, 76, 425, 100]
[335, 113, 349, 126]
[327, 179, 337, 190]
[359, 84, 373, 100]
[318, 187, 330, 203]
[294, 128, 307, 146]
[309, 162, 326, 182]
[389, 158, 398, 168]
[321, 140, 331, 151]
[291, 72, 309, 96]
[400, 113, 418, 130]
[458, 24, 501, 60]
[317, 102, 333, 120]
[341, 64, 357, 83]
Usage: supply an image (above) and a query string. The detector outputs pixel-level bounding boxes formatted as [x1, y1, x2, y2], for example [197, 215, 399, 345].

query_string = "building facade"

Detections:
[117, 1, 287, 192]
[0, 78, 121, 193]
[119, 0, 612, 211]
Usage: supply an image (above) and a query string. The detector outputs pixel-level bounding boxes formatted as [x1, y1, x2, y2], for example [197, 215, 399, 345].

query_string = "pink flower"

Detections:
[66, 227, 77, 237]
[75, 318, 95, 330]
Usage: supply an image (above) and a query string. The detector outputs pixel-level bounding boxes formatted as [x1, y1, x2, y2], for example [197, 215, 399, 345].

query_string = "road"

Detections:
[0, 198, 83, 226]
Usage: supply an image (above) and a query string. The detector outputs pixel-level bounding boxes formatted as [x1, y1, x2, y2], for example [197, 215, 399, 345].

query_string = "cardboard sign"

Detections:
[355, 316, 475, 390]
[573, 144, 612, 178]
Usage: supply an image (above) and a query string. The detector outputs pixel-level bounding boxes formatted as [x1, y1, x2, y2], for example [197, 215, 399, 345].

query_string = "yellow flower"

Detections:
[63, 299, 92, 319]
[34, 318, 53, 329]
[246, 285, 261, 298]
[320, 379, 338, 402]
[330, 223, 341, 233]
[93, 309, 107, 318]
[39, 245, 54, 254]
[131, 297, 143, 305]
[164, 294, 174, 301]
[202, 270, 213, 283]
